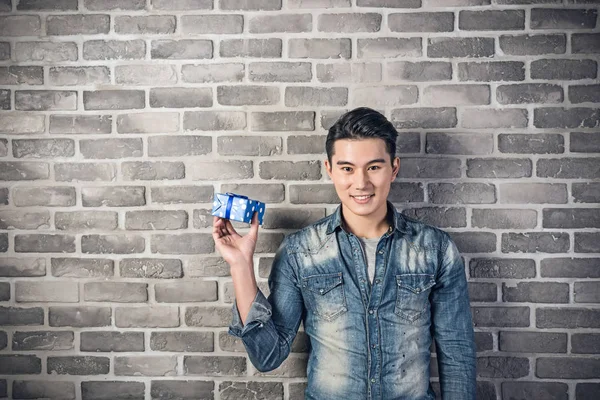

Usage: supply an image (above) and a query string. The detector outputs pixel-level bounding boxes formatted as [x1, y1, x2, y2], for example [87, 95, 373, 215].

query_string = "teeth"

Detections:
[353, 195, 371, 200]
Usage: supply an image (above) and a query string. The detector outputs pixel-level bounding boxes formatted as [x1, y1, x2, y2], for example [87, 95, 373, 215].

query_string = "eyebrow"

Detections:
[336, 158, 387, 166]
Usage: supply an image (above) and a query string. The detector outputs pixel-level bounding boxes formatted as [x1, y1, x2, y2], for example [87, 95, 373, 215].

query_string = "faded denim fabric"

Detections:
[229, 203, 476, 400]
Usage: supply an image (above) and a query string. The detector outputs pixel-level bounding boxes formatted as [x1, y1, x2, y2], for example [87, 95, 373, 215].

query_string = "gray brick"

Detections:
[0, 258, 45, 277]
[116, 65, 177, 85]
[151, 39, 212, 60]
[0, 355, 41, 374]
[149, 136, 211, 158]
[389, 12, 453, 32]
[221, 381, 283, 400]
[462, 108, 528, 129]
[12, 331, 74, 350]
[289, 0, 350, 6]
[500, 34, 566, 55]
[250, 62, 311, 82]
[15, 234, 75, 253]
[357, 38, 421, 58]
[218, 85, 279, 106]
[499, 183, 567, 204]
[116, 306, 179, 328]
[354, 86, 417, 107]
[470, 258, 535, 279]
[218, 136, 282, 156]
[49, 306, 111, 327]
[1, 113, 45, 134]
[184, 356, 246, 376]
[473, 307, 530, 327]
[120, 258, 182, 279]
[0, 283, 8, 301]
[219, 332, 245, 352]
[502, 232, 569, 253]
[83, 39, 145, 60]
[537, 157, 600, 178]
[221, 183, 285, 203]
[185, 306, 231, 327]
[532, 59, 597, 80]
[184, 111, 246, 131]
[574, 282, 600, 303]
[503, 282, 569, 303]
[0, 233, 7, 253]
[0, 42, 8, 60]
[289, 38, 351, 59]
[290, 184, 339, 204]
[467, 158, 532, 179]
[82, 381, 145, 400]
[251, 111, 315, 131]
[0, 16, 41, 36]
[263, 208, 326, 229]
[152, 0, 212, 9]
[0, 306, 44, 326]
[0, 188, 6, 205]
[151, 331, 213, 352]
[544, 208, 600, 229]
[182, 63, 244, 83]
[402, 207, 466, 228]
[575, 232, 600, 253]
[501, 382, 567, 400]
[571, 131, 600, 153]
[155, 281, 217, 303]
[531, 8, 597, 29]
[260, 161, 321, 180]
[0, 89, 9, 110]
[151, 381, 214, 399]
[318, 63, 381, 83]
[472, 209, 537, 229]
[12, 139, 74, 159]
[182, 15, 242, 34]
[468, 282, 496, 302]
[55, 211, 118, 231]
[151, 185, 213, 204]
[81, 331, 144, 352]
[289, 382, 307, 400]
[85, 0, 146, 10]
[572, 33, 600, 54]
[122, 161, 185, 181]
[573, 183, 600, 203]
[426, 132, 493, 154]
[537, 358, 600, 379]
[538, 308, 600, 329]
[428, 37, 494, 58]
[151, 233, 214, 254]
[318, 13, 381, 32]
[391, 108, 457, 129]
[221, 38, 282, 58]
[541, 258, 600, 278]
[569, 84, 600, 104]
[48, 356, 109, 375]
[16, 281, 78, 303]
[398, 158, 461, 178]
[115, 356, 177, 376]
[115, 15, 175, 34]
[80, 138, 142, 159]
[188, 161, 252, 180]
[193, 209, 215, 229]
[258, 257, 274, 278]
[429, 183, 495, 204]
[0, 333, 6, 350]
[18, 0, 77, 9]
[15, 90, 76, 111]
[82, 186, 145, 207]
[459, 10, 525, 30]
[13, 381, 75, 400]
[497, 84, 563, 104]
[15, 41, 78, 63]
[287, 86, 348, 107]
[249, 14, 311, 33]
[50, 115, 111, 134]
[389, 61, 451, 82]
[0, 66, 43, 85]
[47, 14, 109, 35]
[84, 90, 145, 110]
[572, 333, 600, 353]
[150, 88, 212, 108]
[254, 233, 285, 253]
[125, 210, 187, 230]
[499, 133, 564, 154]
[359, 0, 421, 4]
[84, 282, 147, 302]
[82, 234, 145, 254]
[458, 61, 525, 82]
[577, 383, 600, 400]
[117, 112, 179, 133]
[288, 135, 326, 155]
[51, 258, 114, 278]
[221, 0, 281, 9]
[49, 66, 110, 86]
[0, 210, 50, 230]
[478, 357, 529, 378]
[449, 231, 497, 253]
[389, 182, 425, 203]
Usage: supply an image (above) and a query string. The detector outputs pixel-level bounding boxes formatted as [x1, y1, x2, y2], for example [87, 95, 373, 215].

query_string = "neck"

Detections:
[341, 204, 390, 239]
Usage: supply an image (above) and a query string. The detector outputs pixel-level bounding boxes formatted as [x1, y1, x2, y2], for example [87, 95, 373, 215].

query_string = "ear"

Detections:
[391, 157, 400, 180]
[325, 159, 333, 180]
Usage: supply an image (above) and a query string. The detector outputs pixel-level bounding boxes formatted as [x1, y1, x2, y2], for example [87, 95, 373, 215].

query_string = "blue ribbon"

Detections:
[224, 192, 248, 220]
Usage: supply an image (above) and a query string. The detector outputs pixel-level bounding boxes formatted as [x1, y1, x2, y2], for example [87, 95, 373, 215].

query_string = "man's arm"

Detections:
[229, 235, 304, 372]
[430, 234, 477, 400]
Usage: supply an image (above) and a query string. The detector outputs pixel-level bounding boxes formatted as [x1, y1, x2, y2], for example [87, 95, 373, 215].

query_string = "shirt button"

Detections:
[368, 309, 374, 314]
[415, 288, 421, 293]
[371, 344, 377, 348]
[378, 250, 384, 255]
[319, 289, 324, 294]
[371, 378, 376, 383]
[375, 279, 380, 284]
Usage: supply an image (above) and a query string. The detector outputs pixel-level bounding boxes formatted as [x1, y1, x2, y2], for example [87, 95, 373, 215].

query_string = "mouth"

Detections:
[350, 194, 374, 203]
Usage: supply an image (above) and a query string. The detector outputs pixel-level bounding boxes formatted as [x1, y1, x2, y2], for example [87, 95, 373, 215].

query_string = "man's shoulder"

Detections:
[281, 213, 335, 254]
[395, 210, 451, 251]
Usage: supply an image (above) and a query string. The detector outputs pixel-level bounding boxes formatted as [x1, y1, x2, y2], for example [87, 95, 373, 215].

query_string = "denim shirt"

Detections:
[229, 203, 476, 400]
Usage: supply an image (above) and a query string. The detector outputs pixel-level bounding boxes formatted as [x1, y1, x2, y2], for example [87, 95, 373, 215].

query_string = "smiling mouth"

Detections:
[351, 194, 374, 200]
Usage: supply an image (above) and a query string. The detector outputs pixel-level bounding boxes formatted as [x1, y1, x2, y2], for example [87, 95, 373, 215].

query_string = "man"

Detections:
[213, 107, 477, 400]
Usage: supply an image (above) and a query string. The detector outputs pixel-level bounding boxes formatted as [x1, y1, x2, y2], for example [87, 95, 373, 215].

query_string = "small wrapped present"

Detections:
[212, 192, 266, 225]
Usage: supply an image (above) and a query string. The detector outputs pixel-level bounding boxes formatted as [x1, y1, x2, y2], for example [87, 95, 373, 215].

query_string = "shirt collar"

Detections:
[326, 201, 410, 235]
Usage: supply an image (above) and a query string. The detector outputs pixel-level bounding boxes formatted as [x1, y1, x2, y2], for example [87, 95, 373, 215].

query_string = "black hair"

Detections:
[326, 107, 398, 166]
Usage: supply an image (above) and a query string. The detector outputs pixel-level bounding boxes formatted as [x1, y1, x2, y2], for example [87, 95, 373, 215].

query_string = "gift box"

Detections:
[212, 192, 266, 225]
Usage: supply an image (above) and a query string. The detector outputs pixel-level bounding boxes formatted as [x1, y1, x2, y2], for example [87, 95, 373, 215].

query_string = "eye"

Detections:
[341, 167, 353, 172]
[368, 165, 380, 170]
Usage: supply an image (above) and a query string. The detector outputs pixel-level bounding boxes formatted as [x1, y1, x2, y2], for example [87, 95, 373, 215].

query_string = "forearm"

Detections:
[230, 262, 258, 325]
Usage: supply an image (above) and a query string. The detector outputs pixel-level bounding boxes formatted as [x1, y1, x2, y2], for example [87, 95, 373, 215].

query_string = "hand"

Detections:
[212, 212, 259, 269]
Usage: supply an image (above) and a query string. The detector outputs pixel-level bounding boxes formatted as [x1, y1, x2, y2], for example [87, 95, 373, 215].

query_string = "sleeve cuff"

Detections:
[228, 289, 272, 337]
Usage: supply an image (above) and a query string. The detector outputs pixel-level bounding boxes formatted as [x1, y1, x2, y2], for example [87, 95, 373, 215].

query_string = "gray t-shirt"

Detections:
[357, 236, 380, 284]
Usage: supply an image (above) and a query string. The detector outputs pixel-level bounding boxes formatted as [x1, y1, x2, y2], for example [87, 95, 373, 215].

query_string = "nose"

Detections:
[354, 168, 370, 190]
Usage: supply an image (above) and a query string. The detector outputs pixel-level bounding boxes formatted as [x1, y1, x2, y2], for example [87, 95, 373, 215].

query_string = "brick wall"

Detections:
[1, 0, 599, 399]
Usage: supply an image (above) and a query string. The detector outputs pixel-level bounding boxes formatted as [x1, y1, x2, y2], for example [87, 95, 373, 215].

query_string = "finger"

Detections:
[225, 219, 241, 239]
[249, 211, 260, 240]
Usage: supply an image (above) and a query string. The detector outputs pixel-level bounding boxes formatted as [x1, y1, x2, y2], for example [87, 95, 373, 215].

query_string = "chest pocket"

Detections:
[302, 272, 347, 322]
[395, 273, 435, 324]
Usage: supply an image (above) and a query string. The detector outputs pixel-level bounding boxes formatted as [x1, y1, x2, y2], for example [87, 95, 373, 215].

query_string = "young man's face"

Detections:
[325, 138, 400, 222]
